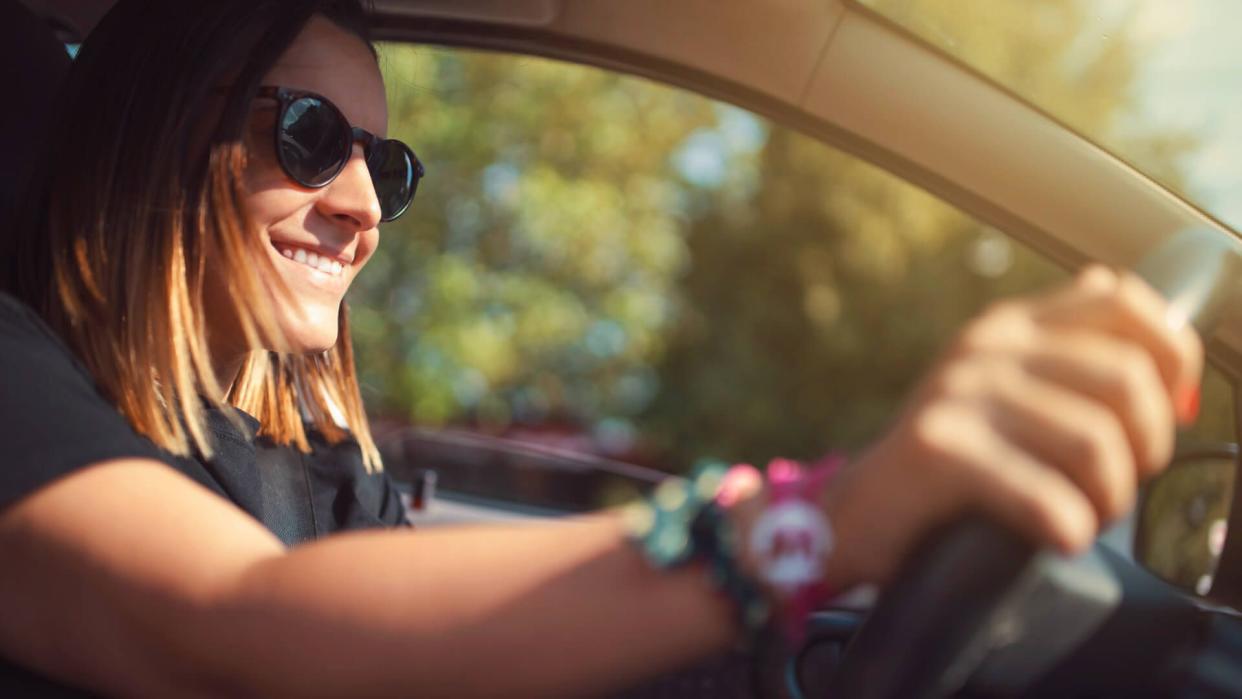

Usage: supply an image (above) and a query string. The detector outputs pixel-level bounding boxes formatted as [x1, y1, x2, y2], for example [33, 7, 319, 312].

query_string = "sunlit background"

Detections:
[352, 0, 1237, 483]
[864, 0, 1242, 229]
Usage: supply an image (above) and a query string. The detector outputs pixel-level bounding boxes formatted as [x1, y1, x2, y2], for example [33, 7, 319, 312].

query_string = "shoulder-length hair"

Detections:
[1, 0, 382, 470]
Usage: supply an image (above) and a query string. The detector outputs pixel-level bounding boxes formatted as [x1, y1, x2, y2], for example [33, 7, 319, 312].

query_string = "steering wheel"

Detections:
[815, 228, 1242, 699]
[824, 519, 1047, 697]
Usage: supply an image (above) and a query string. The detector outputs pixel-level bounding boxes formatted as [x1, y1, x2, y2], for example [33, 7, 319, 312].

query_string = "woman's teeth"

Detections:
[276, 245, 345, 276]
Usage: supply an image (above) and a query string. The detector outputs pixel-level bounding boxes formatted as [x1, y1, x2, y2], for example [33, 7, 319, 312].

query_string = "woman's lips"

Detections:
[271, 242, 346, 277]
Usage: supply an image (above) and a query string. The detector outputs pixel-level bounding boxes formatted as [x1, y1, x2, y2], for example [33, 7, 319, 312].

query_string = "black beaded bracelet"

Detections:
[691, 501, 771, 636]
[623, 463, 771, 642]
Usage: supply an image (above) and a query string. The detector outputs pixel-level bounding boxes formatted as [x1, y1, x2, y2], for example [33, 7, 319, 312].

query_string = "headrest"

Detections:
[0, 0, 72, 228]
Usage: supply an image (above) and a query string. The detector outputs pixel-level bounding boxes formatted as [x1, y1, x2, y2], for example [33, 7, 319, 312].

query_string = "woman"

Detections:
[0, 0, 1202, 696]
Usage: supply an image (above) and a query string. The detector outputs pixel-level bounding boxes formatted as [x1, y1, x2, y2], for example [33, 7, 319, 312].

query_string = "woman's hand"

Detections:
[820, 266, 1203, 589]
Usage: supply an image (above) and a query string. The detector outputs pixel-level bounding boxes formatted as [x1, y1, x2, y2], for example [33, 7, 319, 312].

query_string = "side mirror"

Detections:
[1134, 442, 1238, 598]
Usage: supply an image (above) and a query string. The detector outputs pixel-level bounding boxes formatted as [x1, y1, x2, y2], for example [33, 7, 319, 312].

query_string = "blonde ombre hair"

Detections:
[2, 0, 381, 470]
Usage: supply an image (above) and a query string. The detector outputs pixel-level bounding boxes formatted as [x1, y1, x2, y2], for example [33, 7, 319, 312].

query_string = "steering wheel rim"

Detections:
[821, 518, 1039, 699]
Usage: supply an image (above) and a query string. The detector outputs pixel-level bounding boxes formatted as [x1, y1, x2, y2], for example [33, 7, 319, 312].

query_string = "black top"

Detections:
[0, 291, 409, 695]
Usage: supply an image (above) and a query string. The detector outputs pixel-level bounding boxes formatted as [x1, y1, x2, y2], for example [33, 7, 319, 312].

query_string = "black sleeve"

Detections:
[0, 292, 165, 511]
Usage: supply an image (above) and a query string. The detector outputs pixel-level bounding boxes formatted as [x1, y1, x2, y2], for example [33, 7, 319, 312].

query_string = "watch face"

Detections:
[749, 500, 833, 590]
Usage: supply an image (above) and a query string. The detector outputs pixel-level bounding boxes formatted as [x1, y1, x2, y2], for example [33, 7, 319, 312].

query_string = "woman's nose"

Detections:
[316, 145, 382, 231]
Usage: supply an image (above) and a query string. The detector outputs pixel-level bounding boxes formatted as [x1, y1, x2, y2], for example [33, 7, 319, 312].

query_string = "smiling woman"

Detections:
[227, 23, 392, 352]
[3, 0, 390, 468]
[0, 0, 1209, 697]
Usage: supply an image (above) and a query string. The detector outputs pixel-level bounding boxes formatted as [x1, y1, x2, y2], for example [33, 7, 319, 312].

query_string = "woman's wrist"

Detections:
[812, 437, 921, 590]
[651, 456, 847, 643]
[730, 482, 859, 594]
[813, 472, 864, 593]
[624, 456, 855, 642]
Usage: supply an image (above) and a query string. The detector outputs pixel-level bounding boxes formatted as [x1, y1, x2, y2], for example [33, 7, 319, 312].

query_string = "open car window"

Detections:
[359, 43, 1237, 516]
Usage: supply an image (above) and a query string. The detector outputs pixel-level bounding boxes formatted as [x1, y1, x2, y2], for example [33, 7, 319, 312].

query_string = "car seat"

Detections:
[0, 2, 85, 695]
[0, 0, 71, 242]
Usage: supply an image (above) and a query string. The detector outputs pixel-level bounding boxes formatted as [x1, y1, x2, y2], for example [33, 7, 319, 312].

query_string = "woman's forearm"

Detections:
[1, 462, 740, 698]
[208, 516, 737, 698]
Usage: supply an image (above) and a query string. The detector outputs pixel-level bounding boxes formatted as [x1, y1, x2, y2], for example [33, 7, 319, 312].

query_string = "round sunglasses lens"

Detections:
[367, 141, 417, 220]
[279, 96, 348, 187]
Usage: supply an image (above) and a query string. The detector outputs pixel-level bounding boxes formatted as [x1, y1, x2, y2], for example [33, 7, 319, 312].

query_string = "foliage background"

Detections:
[352, 0, 1233, 477]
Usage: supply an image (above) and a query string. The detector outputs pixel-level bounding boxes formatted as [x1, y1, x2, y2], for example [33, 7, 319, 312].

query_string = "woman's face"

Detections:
[231, 16, 386, 355]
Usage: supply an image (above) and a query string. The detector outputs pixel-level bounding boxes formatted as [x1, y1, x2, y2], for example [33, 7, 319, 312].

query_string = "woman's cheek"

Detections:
[241, 185, 314, 231]
[351, 229, 380, 276]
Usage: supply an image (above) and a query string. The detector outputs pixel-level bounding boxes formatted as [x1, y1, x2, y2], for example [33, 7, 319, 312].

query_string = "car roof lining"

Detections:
[19, 0, 1242, 376]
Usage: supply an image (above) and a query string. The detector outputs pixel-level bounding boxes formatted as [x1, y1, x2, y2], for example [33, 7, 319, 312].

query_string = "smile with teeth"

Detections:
[274, 244, 346, 277]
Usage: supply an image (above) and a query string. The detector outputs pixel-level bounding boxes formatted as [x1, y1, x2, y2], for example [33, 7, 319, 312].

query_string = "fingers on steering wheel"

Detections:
[1019, 329, 1175, 479]
[984, 371, 1137, 525]
[914, 403, 1097, 554]
[1030, 265, 1204, 408]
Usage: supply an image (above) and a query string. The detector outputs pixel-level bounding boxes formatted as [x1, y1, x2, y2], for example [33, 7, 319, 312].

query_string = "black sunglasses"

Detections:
[255, 85, 424, 222]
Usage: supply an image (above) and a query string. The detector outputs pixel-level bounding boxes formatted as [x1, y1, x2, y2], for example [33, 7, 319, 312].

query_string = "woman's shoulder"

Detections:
[0, 291, 93, 387]
[0, 290, 167, 512]
[0, 291, 65, 347]
[0, 291, 33, 319]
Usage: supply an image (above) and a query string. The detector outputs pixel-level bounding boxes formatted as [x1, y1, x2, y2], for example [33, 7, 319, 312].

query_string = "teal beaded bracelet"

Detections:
[623, 462, 771, 639]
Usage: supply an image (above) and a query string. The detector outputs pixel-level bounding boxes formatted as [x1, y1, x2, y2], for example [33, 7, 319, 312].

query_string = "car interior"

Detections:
[10, 1, 1242, 697]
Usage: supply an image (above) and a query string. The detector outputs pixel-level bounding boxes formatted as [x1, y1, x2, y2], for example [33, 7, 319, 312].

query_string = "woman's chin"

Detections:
[288, 328, 339, 354]
[275, 303, 340, 354]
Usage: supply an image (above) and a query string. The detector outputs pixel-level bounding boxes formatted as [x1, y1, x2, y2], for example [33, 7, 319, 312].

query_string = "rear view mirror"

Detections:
[1134, 443, 1237, 597]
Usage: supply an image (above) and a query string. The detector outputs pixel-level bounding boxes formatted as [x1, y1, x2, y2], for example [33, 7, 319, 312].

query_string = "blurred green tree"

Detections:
[643, 0, 1222, 463]
[354, 48, 718, 433]
[355, 0, 1225, 474]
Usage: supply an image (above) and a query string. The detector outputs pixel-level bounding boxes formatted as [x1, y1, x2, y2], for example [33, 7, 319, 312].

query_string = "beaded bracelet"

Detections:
[623, 462, 770, 640]
[623, 457, 840, 643]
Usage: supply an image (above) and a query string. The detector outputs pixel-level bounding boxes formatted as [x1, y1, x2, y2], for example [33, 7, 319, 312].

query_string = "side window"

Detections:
[359, 45, 1235, 490]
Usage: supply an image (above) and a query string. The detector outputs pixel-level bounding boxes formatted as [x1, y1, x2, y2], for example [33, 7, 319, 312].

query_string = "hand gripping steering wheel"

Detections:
[821, 228, 1242, 699]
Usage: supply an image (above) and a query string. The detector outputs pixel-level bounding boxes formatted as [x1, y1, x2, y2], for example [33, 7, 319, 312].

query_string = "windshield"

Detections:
[861, 0, 1242, 233]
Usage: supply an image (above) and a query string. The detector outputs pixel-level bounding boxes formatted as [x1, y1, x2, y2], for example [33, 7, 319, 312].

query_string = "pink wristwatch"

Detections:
[748, 455, 842, 641]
